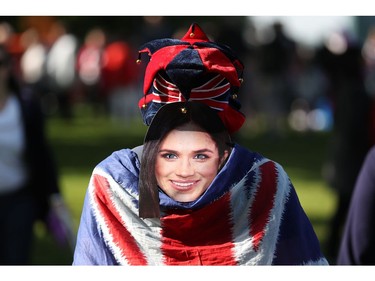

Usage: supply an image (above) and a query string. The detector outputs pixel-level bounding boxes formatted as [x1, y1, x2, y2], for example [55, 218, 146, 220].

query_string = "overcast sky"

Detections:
[249, 16, 355, 47]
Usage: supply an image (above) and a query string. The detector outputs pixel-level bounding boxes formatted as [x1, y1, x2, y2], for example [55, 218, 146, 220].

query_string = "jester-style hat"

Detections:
[137, 23, 246, 134]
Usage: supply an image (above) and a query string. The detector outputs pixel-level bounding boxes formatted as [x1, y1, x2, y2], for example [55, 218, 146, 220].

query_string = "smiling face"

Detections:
[155, 123, 229, 202]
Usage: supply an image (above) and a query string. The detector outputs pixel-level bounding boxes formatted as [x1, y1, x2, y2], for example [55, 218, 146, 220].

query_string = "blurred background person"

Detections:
[336, 145, 375, 265]
[45, 21, 78, 120]
[19, 27, 51, 115]
[252, 21, 298, 138]
[100, 36, 141, 124]
[361, 25, 375, 148]
[76, 27, 107, 117]
[336, 25, 375, 265]
[318, 30, 373, 263]
[0, 44, 72, 264]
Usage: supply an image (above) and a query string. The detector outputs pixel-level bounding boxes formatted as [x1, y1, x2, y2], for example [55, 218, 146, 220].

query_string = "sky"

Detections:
[249, 16, 355, 47]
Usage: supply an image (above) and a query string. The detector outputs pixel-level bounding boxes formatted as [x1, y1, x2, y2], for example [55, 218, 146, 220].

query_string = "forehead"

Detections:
[160, 128, 217, 150]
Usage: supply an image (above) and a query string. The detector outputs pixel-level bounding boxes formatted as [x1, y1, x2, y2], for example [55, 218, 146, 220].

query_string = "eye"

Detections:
[194, 154, 208, 160]
[161, 153, 177, 159]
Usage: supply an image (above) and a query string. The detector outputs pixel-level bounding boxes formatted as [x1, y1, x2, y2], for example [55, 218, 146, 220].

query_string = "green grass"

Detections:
[31, 105, 337, 264]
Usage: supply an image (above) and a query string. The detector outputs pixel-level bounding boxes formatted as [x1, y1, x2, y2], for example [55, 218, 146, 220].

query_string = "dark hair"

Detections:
[138, 101, 233, 218]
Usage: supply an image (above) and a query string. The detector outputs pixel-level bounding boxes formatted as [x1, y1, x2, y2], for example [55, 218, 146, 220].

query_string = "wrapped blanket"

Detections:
[73, 144, 328, 265]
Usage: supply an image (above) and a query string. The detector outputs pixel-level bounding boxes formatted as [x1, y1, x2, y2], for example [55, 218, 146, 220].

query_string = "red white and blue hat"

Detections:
[137, 23, 245, 134]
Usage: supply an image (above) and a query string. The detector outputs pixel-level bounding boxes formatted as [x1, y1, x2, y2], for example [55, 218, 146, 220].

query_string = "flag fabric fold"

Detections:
[73, 144, 328, 265]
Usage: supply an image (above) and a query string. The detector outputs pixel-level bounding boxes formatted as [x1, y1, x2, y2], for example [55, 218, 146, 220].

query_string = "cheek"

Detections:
[199, 161, 220, 178]
[154, 160, 163, 178]
[155, 159, 173, 178]
[154, 162, 163, 186]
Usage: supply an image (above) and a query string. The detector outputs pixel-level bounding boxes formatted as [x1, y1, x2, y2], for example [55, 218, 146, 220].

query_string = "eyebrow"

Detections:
[158, 148, 215, 154]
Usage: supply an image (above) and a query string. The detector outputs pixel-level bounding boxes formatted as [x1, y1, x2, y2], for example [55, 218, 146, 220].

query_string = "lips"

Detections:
[170, 180, 198, 191]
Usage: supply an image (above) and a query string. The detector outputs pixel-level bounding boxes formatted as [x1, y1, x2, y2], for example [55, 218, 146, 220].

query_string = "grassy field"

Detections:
[31, 106, 337, 264]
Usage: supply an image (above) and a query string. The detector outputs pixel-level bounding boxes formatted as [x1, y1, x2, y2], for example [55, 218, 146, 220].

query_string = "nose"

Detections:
[175, 158, 195, 177]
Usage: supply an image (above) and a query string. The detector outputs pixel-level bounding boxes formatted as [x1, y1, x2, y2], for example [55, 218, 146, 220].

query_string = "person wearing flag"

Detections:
[72, 23, 329, 265]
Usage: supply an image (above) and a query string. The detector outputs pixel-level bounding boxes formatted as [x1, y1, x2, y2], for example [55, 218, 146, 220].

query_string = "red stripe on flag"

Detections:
[160, 193, 237, 265]
[249, 161, 277, 251]
[92, 174, 148, 265]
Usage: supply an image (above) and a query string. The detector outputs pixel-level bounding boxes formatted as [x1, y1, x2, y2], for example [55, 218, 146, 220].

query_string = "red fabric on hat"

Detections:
[180, 23, 210, 43]
[141, 45, 188, 95]
[198, 47, 241, 87]
[137, 23, 246, 134]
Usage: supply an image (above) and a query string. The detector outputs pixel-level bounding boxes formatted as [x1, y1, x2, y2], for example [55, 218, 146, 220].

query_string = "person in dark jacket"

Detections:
[0, 44, 68, 264]
[337, 145, 375, 265]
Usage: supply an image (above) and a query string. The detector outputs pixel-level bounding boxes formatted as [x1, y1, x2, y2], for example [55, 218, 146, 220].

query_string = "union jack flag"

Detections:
[73, 144, 329, 265]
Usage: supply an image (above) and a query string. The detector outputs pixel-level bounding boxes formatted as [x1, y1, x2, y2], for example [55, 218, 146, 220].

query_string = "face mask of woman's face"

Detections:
[155, 125, 228, 202]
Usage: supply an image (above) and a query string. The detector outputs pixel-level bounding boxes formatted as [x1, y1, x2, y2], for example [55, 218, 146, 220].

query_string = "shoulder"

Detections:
[94, 147, 142, 188]
[356, 145, 375, 186]
[353, 145, 375, 196]
[229, 144, 290, 190]
[131, 145, 143, 160]
[235, 145, 292, 196]
[365, 145, 375, 166]
[233, 144, 287, 175]
[97, 148, 141, 173]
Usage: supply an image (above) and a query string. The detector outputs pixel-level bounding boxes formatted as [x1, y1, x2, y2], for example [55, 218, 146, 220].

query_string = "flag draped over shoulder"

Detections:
[73, 144, 329, 265]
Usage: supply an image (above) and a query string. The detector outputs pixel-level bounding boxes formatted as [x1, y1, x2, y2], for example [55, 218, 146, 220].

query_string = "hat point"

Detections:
[182, 23, 210, 42]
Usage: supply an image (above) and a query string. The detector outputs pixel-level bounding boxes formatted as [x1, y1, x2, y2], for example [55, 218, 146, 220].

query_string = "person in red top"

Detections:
[101, 39, 141, 123]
